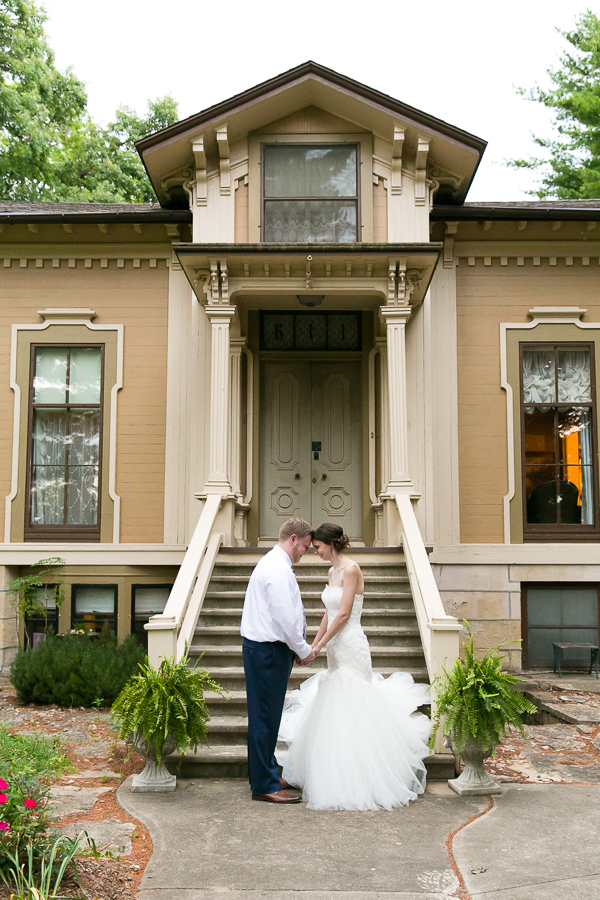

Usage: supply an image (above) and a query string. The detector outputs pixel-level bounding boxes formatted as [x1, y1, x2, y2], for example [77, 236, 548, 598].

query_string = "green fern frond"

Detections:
[430, 621, 537, 754]
[111, 655, 228, 764]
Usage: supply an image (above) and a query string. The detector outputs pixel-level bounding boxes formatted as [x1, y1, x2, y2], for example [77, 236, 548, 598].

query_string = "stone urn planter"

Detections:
[112, 656, 227, 795]
[131, 732, 177, 793]
[447, 736, 502, 796]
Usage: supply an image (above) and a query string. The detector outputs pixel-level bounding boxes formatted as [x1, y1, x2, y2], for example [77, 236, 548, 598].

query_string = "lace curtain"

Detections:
[31, 408, 99, 526]
[523, 348, 591, 410]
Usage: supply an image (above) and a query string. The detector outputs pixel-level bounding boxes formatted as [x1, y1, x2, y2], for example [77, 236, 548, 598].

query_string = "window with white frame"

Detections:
[262, 144, 359, 242]
[521, 343, 599, 537]
[26, 345, 103, 541]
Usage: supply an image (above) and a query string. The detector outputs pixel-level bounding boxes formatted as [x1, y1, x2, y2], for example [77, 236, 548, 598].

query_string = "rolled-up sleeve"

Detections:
[265, 571, 312, 659]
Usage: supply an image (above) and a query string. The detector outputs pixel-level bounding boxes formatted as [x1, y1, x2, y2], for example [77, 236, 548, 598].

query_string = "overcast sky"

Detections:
[41, 0, 592, 202]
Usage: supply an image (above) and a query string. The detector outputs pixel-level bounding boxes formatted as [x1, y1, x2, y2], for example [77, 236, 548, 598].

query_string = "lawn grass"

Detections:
[0, 724, 76, 781]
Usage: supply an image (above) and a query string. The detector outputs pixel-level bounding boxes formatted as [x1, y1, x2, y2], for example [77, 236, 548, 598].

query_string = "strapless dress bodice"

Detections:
[322, 585, 363, 623]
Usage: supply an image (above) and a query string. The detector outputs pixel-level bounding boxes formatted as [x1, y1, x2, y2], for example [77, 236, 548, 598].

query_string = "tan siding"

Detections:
[234, 181, 249, 242]
[255, 106, 369, 134]
[0, 259, 169, 543]
[456, 259, 600, 543]
[372, 179, 388, 242]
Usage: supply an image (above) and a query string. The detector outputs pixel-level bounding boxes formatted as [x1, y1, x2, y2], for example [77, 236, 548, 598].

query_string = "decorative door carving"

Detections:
[260, 361, 362, 539]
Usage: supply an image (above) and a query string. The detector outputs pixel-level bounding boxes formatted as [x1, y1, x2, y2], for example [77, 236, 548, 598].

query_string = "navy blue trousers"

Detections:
[242, 637, 295, 795]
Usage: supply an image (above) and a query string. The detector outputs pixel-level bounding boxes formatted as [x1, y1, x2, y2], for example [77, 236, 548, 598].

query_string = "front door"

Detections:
[260, 360, 362, 539]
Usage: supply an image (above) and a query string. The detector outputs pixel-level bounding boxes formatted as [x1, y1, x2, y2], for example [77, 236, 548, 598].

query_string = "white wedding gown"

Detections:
[276, 585, 432, 811]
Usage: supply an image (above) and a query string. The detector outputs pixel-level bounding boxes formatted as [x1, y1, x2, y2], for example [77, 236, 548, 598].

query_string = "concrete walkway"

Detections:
[117, 779, 600, 900]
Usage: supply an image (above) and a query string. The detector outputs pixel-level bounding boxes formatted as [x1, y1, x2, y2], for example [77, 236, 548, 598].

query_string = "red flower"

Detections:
[24, 799, 36, 809]
[0, 780, 7, 790]
[0, 822, 9, 832]
[0, 795, 6, 805]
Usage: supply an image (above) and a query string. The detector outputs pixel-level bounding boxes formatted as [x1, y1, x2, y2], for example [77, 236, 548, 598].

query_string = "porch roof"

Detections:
[174, 241, 442, 307]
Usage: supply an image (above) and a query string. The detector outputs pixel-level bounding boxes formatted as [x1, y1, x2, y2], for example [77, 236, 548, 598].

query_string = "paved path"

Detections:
[118, 779, 600, 900]
[118, 779, 484, 899]
[453, 783, 600, 899]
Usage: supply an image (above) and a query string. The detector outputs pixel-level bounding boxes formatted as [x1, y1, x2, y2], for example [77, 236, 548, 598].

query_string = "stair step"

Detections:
[199, 608, 418, 619]
[166, 747, 453, 781]
[196, 625, 420, 637]
[209, 574, 408, 584]
[196, 666, 429, 690]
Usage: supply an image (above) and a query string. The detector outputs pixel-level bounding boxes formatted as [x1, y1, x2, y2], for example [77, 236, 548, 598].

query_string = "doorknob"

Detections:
[321, 473, 327, 480]
[294, 473, 300, 479]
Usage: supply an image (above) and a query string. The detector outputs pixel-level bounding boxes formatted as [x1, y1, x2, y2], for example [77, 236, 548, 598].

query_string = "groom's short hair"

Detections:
[278, 517, 312, 542]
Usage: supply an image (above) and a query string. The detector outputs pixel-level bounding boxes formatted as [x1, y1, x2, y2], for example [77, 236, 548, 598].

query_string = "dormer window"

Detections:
[262, 144, 358, 242]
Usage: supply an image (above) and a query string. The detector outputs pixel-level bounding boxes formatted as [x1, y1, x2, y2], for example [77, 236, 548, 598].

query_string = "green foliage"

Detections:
[511, 11, 600, 198]
[0, 0, 180, 202]
[10, 634, 146, 708]
[0, 829, 85, 898]
[112, 656, 227, 765]
[5, 558, 65, 648]
[0, 727, 74, 781]
[430, 623, 536, 755]
[0, 774, 53, 867]
[0, 0, 87, 200]
[50, 96, 180, 203]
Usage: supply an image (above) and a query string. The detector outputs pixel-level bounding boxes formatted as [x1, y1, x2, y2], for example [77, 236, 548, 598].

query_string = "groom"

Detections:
[241, 517, 316, 803]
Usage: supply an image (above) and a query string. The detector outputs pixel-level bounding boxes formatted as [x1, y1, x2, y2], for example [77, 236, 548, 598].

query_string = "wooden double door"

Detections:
[260, 360, 362, 540]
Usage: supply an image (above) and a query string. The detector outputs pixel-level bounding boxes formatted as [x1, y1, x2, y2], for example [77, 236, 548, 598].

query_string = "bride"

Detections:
[276, 522, 432, 811]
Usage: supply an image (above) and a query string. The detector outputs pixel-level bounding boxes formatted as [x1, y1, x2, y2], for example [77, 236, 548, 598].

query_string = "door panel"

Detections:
[260, 360, 362, 539]
[311, 363, 361, 538]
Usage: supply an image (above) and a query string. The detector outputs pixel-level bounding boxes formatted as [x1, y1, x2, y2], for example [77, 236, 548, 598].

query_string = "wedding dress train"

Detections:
[276, 585, 432, 810]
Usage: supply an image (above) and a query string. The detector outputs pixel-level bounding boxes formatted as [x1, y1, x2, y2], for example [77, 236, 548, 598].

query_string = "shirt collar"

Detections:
[272, 544, 292, 567]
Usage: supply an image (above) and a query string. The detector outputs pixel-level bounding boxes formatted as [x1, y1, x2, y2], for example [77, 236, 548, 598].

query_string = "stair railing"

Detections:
[146, 494, 223, 667]
[395, 493, 462, 751]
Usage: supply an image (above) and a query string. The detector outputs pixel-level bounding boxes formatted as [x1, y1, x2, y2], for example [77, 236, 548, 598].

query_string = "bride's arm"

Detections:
[312, 566, 359, 653]
[311, 612, 328, 650]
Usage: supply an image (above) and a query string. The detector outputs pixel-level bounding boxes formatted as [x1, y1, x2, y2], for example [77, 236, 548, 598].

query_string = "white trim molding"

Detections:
[5, 312, 124, 544]
[500, 305, 598, 545]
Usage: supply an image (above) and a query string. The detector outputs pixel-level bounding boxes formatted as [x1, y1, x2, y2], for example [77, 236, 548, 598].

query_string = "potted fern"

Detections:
[112, 656, 226, 792]
[430, 623, 536, 796]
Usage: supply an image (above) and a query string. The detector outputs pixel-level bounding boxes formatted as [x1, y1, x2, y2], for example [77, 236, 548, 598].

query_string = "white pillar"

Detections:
[229, 339, 245, 498]
[379, 305, 413, 492]
[203, 306, 236, 493]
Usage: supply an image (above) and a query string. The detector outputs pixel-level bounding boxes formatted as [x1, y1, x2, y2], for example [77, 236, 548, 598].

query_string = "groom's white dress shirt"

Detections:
[241, 545, 312, 660]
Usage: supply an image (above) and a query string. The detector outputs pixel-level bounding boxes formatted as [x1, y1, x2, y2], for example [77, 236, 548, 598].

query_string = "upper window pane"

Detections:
[558, 348, 591, 402]
[33, 348, 68, 403]
[264, 145, 357, 198]
[522, 348, 555, 407]
[69, 348, 102, 403]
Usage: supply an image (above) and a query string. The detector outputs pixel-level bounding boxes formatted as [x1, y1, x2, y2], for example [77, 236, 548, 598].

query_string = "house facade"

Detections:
[1, 62, 599, 679]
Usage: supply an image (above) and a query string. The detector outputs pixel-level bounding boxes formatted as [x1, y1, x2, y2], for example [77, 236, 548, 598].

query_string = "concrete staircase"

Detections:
[168, 549, 454, 779]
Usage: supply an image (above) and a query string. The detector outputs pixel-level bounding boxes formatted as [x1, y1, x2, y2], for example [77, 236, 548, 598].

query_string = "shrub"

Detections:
[0, 727, 74, 781]
[10, 634, 146, 708]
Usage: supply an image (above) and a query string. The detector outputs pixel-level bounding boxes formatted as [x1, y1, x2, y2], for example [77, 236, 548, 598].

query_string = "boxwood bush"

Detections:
[10, 634, 146, 708]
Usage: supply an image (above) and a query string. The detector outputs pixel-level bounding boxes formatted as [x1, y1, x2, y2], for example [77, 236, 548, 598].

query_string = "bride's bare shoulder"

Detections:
[343, 559, 362, 580]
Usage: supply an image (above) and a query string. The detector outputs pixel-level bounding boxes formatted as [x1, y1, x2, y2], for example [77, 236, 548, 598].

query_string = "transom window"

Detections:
[262, 144, 358, 243]
[521, 343, 599, 538]
[26, 345, 103, 541]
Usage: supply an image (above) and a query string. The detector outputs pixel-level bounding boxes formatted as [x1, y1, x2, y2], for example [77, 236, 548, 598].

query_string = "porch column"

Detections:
[203, 305, 236, 492]
[379, 305, 413, 544]
[380, 305, 413, 491]
[230, 338, 250, 546]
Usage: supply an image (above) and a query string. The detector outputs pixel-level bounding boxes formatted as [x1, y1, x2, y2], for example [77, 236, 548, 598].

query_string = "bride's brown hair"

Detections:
[312, 523, 350, 552]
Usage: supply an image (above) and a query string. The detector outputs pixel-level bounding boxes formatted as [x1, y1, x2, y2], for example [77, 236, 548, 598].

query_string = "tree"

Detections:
[511, 11, 600, 199]
[52, 96, 180, 203]
[0, 0, 180, 202]
[0, 0, 87, 200]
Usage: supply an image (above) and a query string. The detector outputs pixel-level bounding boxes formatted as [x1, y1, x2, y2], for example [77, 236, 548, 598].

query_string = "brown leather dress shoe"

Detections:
[279, 778, 300, 791]
[252, 789, 301, 803]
